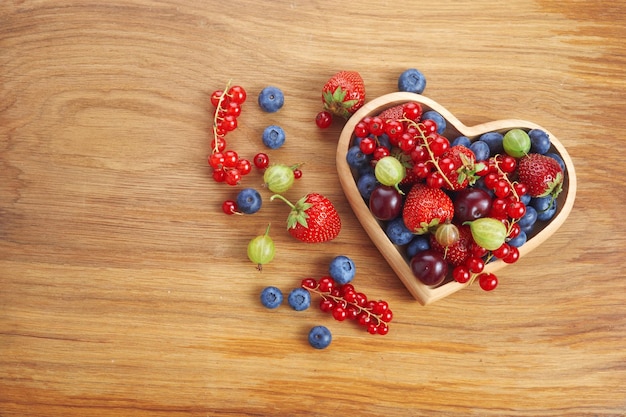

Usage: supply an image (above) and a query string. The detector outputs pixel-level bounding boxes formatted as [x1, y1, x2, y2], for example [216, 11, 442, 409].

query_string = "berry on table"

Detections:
[315, 110, 333, 129]
[308, 326, 332, 349]
[320, 70, 365, 121]
[247, 224, 275, 271]
[236, 188, 262, 215]
[221, 200, 239, 215]
[397, 68, 427, 94]
[258, 86, 284, 113]
[288, 288, 311, 311]
[253, 152, 270, 170]
[262, 125, 286, 149]
[270, 193, 341, 244]
[263, 163, 297, 193]
[260, 286, 283, 309]
[328, 255, 356, 285]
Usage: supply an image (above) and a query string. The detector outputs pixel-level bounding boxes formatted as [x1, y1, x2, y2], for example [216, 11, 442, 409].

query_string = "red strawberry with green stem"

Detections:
[270, 193, 341, 243]
[517, 153, 564, 198]
[402, 184, 454, 234]
[440, 145, 483, 191]
[316, 71, 365, 128]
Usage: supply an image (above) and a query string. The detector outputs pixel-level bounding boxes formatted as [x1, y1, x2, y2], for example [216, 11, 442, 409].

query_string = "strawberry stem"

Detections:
[270, 193, 295, 209]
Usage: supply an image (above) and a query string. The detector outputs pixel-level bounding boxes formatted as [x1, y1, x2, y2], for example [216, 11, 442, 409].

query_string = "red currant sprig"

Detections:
[301, 277, 392, 335]
[208, 81, 251, 186]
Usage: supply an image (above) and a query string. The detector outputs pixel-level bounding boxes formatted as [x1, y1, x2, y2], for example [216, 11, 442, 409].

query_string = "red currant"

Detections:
[222, 200, 238, 215]
[320, 298, 334, 312]
[403, 102, 422, 121]
[498, 155, 517, 173]
[429, 135, 450, 157]
[318, 276, 335, 293]
[398, 135, 416, 153]
[384, 120, 404, 139]
[236, 158, 252, 176]
[507, 201, 526, 219]
[492, 243, 511, 259]
[373, 146, 390, 160]
[301, 278, 317, 289]
[222, 150, 238, 168]
[426, 172, 445, 189]
[211, 136, 226, 153]
[502, 246, 520, 264]
[494, 179, 511, 198]
[466, 256, 485, 273]
[359, 137, 376, 155]
[212, 168, 226, 182]
[420, 119, 438, 136]
[478, 273, 498, 291]
[368, 117, 385, 136]
[219, 115, 238, 132]
[253, 153, 269, 170]
[208, 152, 225, 169]
[315, 111, 332, 128]
[210, 90, 224, 107]
[332, 306, 347, 321]
[354, 121, 370, 138]
[225, 101, 242, 118]
[227, 85, 247, 104]
[224, 169, 241, 186]
[293, 168, 303, 179]
[453, 265, 471, 283]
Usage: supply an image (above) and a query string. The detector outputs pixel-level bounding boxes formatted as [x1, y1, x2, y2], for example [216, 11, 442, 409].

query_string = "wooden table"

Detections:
[2, 1, 625, 415]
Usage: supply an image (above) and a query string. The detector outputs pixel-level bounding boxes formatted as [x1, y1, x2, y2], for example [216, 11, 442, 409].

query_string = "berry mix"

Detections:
[208, 69, 567, 348]
[346, 101, 565, 291]
[260, 255, 394, 349]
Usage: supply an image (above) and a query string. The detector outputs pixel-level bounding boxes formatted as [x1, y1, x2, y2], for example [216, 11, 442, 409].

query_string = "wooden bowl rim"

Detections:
[336, 92, 577, 305]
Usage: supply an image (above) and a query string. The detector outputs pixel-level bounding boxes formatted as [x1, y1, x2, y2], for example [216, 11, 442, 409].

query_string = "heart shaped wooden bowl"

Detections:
[337, 92, 577, 305]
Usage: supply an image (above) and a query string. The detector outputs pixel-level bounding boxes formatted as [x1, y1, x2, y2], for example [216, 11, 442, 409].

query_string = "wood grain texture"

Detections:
[1, 1, 625, 416]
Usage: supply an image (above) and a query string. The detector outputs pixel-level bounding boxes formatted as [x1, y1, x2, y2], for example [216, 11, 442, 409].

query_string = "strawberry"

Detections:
[440, 145, 482, 191]
[271, 193, 341, 243]
[402, 184, 454, 234]
[377, 104, 404, 121]
[322, 71, 365, 119]
[429, 224, 473, 266]
[517, 153, 563, 198]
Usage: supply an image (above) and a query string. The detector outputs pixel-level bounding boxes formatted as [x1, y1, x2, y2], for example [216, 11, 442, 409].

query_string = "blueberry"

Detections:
[287, 288, 311, 311]
[545, 152, 566, 172]
[377, 133, 392, 150]
[258, 86, 284, 113]
[385, 217, 413, 245]
[530, 196, 553, 213]
[518, 205, 537, 229]
[357, 173, 378, 200]
[451, 135, 471, 148]
[470, 140, 490, 161]
[346, 145, 370, 169]
[328, 255, 356, 285]
[508, 230, 527, 248]
[260, 286, 283, 309]
[308, 325, 332, 349]
[397, 68, 426, 94]
[533, 198, 558, 221]
[529, 129, 551, 154]
[262, 125, 286, 149]
[422, 110, 446, 134]
[479, 132, 504, 156]
[236, 188, 262, 214]
[520, 193, 532, 205]
[406, 235, 430, 258]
